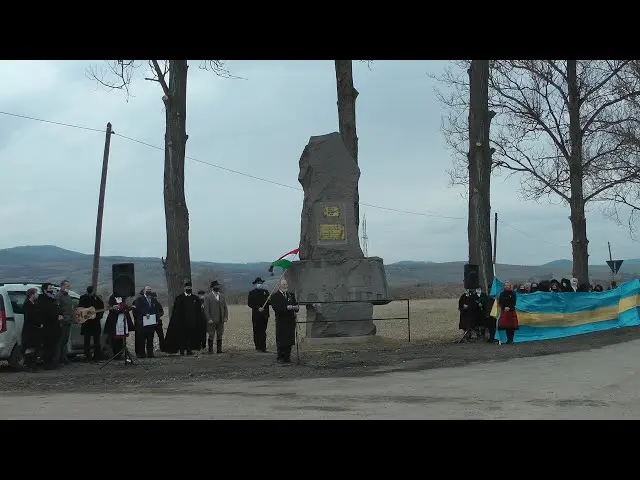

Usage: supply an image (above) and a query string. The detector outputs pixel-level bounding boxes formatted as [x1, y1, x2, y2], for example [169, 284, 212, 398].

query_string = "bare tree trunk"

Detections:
[163, 60, 192, 315]
[467, 60, 494, 293]
[335, 60, 360, 230]
[566, 60, 589, 284]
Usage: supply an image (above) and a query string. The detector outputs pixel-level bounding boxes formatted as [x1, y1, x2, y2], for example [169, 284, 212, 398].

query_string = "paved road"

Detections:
[3, 339, 640, 419]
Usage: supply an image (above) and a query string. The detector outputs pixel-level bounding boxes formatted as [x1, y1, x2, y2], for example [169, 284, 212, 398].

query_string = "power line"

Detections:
[1, 109, 462, 220]
[0, 108, 574, 248]
[0, 110, 104, 133]
[497, 218, 567, 249]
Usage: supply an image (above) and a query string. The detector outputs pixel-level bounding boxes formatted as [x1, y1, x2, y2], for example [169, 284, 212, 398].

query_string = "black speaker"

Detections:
[464, 263, 480, 290]
[112, 263, 136, 298]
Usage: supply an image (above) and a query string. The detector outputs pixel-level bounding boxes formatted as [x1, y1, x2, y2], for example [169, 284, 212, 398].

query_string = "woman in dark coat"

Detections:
[22, 288, 43, 371]
[497, 281, 519, 344]
[457, 291, 477, 331]
[103, 294, 135, 360]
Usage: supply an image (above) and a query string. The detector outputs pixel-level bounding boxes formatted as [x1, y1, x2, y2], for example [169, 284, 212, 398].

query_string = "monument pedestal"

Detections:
[288, 257, 390, 340]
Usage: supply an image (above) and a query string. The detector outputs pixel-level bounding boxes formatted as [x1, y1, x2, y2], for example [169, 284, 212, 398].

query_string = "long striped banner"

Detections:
[489, 278, 640, 343]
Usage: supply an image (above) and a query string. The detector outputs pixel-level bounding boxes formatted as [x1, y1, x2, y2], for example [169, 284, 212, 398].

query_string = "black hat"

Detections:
[252, 277, 266, 284]
[197, 290, 206, 295]
[210, 280, 220, 288]
[184, 280, 192, 287]
[87, 286, 94, 294]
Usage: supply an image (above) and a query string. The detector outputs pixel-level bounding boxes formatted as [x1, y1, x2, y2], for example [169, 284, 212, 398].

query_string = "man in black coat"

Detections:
[134, 286, 164, 358]
[22, 288, 43, 372]
[247, 277, 270, 352]
[78, 286, 105, 361]
[164, 280, 203, 356]
[269, 278, 299, 363]
[38, 282, 62, 370]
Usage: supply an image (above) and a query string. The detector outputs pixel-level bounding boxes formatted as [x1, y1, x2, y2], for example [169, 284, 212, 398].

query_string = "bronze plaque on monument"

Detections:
[315, 202, 347, 247]
[319, 224, 345, 241]
[323, 206, 341, 217]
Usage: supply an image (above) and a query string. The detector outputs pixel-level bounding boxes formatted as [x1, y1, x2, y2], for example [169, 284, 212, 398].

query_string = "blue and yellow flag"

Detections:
[489, 278, 640, 343]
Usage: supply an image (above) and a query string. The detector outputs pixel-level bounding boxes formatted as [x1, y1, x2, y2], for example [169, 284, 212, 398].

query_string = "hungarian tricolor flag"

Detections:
[268, 248, 299, 274]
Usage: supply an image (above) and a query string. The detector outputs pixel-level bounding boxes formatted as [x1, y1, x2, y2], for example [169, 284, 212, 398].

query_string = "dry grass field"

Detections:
[203, 298, 460, 354]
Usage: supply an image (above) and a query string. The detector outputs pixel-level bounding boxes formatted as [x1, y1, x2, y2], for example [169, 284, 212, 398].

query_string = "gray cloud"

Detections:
[0, 60, 637, 267]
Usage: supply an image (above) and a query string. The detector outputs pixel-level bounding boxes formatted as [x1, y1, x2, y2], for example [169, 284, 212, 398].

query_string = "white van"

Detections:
[0, 283, 108, 369]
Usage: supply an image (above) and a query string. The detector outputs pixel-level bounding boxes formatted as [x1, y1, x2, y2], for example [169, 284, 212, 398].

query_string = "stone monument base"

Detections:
[287, 257, 390, 340]
[304, 335, 375, 345]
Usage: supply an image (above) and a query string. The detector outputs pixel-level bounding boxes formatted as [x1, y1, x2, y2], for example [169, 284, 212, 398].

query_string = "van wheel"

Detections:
[8, 345, 25, 370]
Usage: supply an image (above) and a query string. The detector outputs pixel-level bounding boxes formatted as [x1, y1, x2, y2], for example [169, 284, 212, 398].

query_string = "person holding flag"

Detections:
[267, 248, 300, 363]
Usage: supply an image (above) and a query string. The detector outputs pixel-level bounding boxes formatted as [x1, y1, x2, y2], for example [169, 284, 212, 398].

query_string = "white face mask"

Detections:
[256, 283, 263, 289]
[476, 290, 482, 296]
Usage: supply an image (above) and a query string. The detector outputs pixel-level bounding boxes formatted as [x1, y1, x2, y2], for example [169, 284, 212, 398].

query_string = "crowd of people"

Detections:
[458, 276, 619, 346]
[19, 276, 300, 372]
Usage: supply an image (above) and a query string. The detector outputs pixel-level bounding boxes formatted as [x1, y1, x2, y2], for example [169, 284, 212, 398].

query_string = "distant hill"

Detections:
[0, 245, 637, 294]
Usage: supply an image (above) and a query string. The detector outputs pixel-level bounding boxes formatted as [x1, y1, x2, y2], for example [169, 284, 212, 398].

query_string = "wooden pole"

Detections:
[91, 122, 113, 293]
[608, 241, 614, 284]
[493, 212, 498, 269]
[262, 269, 288, 309]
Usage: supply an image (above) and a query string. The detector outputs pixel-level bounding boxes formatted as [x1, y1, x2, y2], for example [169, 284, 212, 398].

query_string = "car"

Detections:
[0, 282, 109, 369]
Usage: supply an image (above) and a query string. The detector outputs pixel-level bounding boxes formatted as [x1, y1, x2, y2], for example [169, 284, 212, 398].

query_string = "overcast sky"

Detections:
[0, 60, 638, 266]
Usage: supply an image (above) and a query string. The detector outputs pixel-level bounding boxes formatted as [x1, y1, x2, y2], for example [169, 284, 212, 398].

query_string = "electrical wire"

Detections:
[497, 218, 566, 249]
[0, 109, 573, 246]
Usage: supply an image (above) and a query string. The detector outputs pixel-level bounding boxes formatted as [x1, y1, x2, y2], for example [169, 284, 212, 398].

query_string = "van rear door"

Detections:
[6, 291, 27, 345]
[0, 292, 18, 357]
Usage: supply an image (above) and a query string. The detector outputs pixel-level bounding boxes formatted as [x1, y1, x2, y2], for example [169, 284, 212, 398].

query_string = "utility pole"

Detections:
[608, 241, 614, 285]
[493, 212, 498, 272]
[91, 122, 113, 293]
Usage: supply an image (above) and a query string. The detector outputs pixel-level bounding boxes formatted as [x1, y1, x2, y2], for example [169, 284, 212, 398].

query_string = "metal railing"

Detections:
[296, 298, 411, 342]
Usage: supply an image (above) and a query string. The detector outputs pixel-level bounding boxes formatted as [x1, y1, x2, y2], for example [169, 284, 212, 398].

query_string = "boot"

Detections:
[216, 338, 222, 354]
[208, 338, 214, 354]
[24, 352, 37, 372]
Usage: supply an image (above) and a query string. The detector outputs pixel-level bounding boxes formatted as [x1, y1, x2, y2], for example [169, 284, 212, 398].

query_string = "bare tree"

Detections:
[88, 60, 237, 313]
[436, 60, 640, 284]
[467, 60, 495, 293]
[335, 60, 360, 229]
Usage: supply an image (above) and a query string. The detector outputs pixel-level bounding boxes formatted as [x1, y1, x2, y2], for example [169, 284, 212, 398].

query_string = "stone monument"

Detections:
[287, 132, 390, 344]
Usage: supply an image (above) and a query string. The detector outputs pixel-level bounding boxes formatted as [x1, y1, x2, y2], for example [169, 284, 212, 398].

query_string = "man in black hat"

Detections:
[247, 277, 270, 352]
[78, 286, 105, 361]
[203, 280, 228, 354]
[164, 280, 203, 356]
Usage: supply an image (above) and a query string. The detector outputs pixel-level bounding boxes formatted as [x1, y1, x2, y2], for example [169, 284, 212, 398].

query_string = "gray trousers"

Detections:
[58, 323, 72, 361]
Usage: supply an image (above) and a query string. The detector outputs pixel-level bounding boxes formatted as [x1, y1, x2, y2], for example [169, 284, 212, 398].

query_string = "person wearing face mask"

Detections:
[103, 292, 136, 361]
[203, 280, 229, 354]
[55, 280, 74, 365]
[197, 290, 207, 351]
[21, 288, 43, 372]
[269, 278, 299, 364]
[78, 286, 105, 361]
[247, 277, 270, 352]
[134, 286, 164, 359]
[164, 280, 203, 356]
[38, 283, 62, 370]
[497, 281, 519, 344]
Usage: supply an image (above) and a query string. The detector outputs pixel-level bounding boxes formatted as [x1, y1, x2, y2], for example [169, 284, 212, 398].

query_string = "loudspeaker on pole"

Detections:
[112, 263, 136, 298]
[464, 263, 480, 290]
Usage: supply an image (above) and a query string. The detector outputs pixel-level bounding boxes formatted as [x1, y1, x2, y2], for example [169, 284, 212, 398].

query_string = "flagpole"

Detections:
[261, 269, 288, 309]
